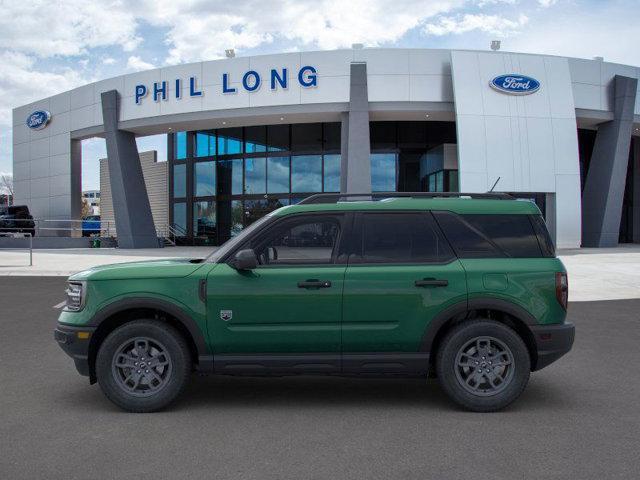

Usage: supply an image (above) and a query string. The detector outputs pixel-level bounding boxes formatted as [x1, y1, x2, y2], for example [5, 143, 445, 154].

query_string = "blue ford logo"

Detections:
[26, 110, 51, 130]
[490, 74, 540, 95]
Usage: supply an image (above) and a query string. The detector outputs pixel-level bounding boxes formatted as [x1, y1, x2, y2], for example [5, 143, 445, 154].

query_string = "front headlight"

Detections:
[64, 281, 86, 311]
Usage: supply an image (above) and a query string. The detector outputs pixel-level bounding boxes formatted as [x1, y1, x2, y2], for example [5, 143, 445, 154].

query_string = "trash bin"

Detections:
[91, 238, 101, 248]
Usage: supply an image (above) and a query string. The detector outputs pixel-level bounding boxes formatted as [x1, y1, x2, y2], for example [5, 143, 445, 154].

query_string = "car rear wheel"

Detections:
[96, 320, 191, 412]
[436, 319, 530, 412]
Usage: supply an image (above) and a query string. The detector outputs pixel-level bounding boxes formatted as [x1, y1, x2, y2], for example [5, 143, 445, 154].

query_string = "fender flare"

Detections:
[87, 297, 210, 357]
[420, 297, 538, 353]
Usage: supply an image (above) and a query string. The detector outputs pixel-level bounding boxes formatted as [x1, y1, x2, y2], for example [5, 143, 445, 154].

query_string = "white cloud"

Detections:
[136, 0, 465, 64]
[424, 13, 529, 36]
[538, 0, 558, 7]
[507, 10, 640, 66]
[126, 56, 156, 72]
[0, 51, 87, 125]
[102, 57, 116, 65]
[0, 0, 141, 57]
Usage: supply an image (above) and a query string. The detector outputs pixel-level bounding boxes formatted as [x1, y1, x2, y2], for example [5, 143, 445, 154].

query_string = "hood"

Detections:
[69, 258, 207, 281]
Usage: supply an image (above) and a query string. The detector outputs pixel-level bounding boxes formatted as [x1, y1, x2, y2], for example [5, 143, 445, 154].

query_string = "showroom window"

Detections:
[169, 123, 341, 245]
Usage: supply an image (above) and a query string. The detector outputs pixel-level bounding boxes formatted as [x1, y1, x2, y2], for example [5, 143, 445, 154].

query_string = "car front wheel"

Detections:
[96, 320, 192, 412]
[436, 319, 530, 412]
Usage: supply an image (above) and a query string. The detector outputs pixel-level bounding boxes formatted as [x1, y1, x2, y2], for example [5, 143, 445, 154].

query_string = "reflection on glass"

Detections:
[173, 202, 187, 234]
[195, 131, 215, 157]
[217, 128, 243, 155]
[449, 170, 459, 191]
[173, 164, 186, 197]
[194, 201, 216, 238]
[323, 123, 341, 151]
[245, 126, 267, 153]
[267, 124, 289, 151]
[269, 198, 290, 210]
[194, 161, 215, 197]
[291, 155, 322, 193]
[244, 199, 270, 226]
[323, 154, 340, 192]
[370, 153, 397, 192]
[292, 123, 322, 151]
[174, 131, 187, 160]
[231, 200, 243, 237]
[218, 159, 243, 195]
[267, 156, 290, 193]
[244, 157, 266, 194]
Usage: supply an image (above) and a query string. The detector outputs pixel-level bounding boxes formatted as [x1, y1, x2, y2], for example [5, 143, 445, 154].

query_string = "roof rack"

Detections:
[297, 192, 514, 205]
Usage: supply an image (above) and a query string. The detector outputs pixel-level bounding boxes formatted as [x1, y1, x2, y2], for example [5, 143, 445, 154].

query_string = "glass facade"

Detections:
[169, 120, 460, 245]
[169, 123, 341, 244]
[369, 121, 458, 192]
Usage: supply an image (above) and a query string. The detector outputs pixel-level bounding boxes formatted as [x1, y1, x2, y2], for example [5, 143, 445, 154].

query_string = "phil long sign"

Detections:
[490, 74, 540, 95]
[135, 66, 318, 105]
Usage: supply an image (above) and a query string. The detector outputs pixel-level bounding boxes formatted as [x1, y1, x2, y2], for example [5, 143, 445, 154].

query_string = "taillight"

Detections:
[555, 272, 568, 310]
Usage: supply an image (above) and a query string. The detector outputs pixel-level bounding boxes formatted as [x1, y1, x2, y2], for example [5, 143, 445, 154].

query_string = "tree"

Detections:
[81, 198, 92, 218]
[1, 173, 13, 194]
[0, 174, 13, 207]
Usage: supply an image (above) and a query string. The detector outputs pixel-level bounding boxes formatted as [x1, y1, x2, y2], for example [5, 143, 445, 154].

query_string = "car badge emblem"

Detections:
[220, 310, 233, 321]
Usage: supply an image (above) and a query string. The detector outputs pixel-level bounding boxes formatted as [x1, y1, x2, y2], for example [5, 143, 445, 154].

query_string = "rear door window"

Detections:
[353, 212, 454, 264]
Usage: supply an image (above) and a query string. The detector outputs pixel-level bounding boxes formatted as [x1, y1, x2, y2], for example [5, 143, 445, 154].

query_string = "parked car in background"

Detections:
[82, 215, 101, 237]
[0, 205, 35, 236]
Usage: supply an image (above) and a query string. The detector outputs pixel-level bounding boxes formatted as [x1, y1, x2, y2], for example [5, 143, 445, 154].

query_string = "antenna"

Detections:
[489, 176, 501, 192]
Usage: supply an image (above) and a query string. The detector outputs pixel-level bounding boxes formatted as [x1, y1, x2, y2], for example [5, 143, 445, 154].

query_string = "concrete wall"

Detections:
[451, 51, 582, 248]
[99, 151, 168, 237]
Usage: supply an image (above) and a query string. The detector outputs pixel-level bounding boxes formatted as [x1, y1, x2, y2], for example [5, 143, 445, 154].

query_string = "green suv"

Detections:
[54, 193, 574, 412]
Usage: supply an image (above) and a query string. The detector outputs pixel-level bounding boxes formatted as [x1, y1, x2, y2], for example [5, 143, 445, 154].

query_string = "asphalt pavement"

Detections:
[1, 276, 639, 480]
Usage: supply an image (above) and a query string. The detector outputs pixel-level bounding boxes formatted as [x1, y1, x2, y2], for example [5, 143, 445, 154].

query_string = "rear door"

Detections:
[341, 212, 467, 373]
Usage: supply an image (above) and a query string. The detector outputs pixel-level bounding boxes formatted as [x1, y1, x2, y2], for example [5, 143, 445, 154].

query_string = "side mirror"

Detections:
[231, 249, 257, 271]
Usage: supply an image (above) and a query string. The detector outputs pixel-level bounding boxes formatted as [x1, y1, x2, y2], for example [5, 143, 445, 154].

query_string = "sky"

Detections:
[1, 0, 639, 191]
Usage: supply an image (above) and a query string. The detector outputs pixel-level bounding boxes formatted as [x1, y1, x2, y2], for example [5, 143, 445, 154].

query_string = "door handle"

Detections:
[415, 278, 448, 287]
[297, 279, 332, 289]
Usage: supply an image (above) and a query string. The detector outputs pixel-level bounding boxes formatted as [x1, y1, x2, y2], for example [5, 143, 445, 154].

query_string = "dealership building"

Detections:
[11, 48, 640, 248]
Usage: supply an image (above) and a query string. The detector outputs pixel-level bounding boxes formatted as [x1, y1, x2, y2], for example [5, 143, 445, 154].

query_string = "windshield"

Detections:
[205, 213, 274, 263]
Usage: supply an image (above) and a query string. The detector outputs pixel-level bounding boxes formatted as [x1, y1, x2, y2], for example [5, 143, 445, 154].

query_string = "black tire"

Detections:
[436, 319, 530, 412]
[96, 320, 192, 412]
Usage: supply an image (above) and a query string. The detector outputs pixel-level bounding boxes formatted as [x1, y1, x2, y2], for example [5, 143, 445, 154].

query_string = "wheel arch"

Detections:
[86, 298, 211, 383]
[422, 298, 539, 371]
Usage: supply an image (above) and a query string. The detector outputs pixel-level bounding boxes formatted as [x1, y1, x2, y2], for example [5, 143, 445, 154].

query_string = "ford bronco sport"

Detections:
[55, 193, 574, 412]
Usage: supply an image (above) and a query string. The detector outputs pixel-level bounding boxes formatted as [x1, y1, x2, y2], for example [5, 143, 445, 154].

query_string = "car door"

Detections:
[341, 211, 467, 374]
[206, 213, 347, 372]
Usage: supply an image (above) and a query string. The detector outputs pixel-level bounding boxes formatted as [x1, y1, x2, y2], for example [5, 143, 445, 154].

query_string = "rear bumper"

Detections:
[530, 321, 575, 371]
[54, 324, 96, 377]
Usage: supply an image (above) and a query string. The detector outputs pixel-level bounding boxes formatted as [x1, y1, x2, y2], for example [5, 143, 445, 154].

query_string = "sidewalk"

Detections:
[1, 244, 639, 301]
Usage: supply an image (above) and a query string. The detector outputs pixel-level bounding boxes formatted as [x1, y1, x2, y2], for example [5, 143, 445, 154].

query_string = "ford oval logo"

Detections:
[26, 110, 51, 130]
[490, 74, 540, 95]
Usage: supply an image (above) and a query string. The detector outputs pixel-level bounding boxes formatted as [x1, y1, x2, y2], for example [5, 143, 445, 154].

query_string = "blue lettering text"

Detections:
[135, 85, 147, 104]
[222, 73, 236, 93]
[270, 68, 287, 90]
[298, 66, 317, 87]
[242, 71, 261, 92]
[189, 76, 202, 97]
[153, 81, 167, 101]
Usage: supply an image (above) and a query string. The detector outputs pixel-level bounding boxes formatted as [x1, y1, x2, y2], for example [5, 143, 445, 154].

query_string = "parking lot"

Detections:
[1, 276, 639, 479]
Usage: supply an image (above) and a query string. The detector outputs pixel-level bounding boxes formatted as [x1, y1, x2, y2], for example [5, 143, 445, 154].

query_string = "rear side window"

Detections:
[434, 212, 545, 258]
[354, 213, 454, 264]
[433, 212, 503, 258]
[530, 214, 555, 257]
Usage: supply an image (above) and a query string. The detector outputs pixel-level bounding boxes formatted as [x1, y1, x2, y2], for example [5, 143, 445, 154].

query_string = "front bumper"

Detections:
[530, 321, 575, 371]
[54, 324, 96, 377]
